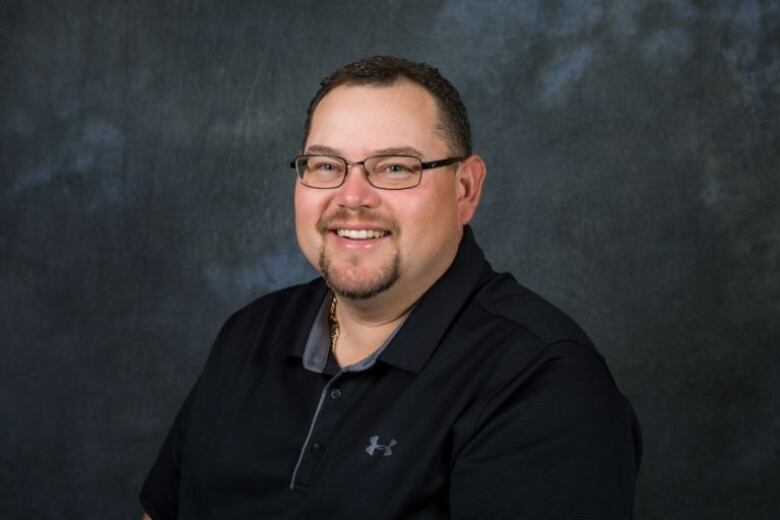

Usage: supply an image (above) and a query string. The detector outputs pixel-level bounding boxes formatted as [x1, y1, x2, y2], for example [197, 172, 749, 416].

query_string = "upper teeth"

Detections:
[337, 229, 387, 239]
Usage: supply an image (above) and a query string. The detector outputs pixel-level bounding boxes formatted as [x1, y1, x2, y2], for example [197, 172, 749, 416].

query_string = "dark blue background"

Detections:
[2, 1, 778, 518]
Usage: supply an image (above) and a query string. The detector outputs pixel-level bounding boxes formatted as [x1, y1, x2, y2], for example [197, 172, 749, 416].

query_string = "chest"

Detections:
[179, 358, 475, 519]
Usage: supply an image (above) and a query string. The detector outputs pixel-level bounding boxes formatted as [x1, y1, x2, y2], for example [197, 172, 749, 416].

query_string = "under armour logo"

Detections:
[365, 435, 397, 457]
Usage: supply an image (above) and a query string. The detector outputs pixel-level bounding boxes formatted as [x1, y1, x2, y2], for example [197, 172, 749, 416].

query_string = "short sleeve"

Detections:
[450, 342, 642, 519]
[139, 377, 199, 520]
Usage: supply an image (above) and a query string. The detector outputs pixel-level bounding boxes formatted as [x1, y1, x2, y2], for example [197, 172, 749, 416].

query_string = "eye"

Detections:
[385, 163, 411, 174]
[373, 157, 417, 177]
[308, 157, 344, 174]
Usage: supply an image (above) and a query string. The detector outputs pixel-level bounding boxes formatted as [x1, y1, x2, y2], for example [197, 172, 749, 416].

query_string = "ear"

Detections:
[455, 154, 487, 225]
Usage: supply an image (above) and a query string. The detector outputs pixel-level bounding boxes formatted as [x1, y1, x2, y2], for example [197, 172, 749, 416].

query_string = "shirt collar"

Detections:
[376, 225, 487, 373]
[300, 293, 409, 374]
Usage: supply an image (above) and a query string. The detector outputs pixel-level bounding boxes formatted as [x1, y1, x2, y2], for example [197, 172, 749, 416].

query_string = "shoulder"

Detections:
[453, 271, 603, 386]
[449, 294, 642, 518]
[451, 273, 640, 463]
[473, 271, 594, 348]
[222, 278, 324, 333]
[444, 269, 628, 422]
[203, 277, 326, 367]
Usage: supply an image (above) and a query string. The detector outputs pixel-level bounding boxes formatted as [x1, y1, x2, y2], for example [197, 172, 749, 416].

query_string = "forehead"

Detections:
[305, 81, 448, 156]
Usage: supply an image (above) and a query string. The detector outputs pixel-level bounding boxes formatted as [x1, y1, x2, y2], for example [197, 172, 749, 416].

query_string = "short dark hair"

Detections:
[302, 56, 472, 156]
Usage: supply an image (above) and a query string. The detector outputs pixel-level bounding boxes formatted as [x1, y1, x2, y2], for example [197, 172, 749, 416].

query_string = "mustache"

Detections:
[317, 208, 398, 234]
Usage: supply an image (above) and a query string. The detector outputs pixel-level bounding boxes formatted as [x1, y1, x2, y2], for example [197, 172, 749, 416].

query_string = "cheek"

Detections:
[294, 187, 323, 225]
[294, 192, 325, 267]
[394, 189, 458, 249]
[294, 189, 326, 250]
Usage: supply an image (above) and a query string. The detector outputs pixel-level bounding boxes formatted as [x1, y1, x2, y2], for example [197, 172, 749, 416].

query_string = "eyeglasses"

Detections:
[290, 154, 465, 190]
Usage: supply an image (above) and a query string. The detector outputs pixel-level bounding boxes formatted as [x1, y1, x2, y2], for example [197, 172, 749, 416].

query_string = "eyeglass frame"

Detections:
[290, 154, 467, 190]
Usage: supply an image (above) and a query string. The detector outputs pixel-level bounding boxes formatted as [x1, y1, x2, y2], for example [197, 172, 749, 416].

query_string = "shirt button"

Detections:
[311, 441, 323, 452]
[330, 388, 342, 399]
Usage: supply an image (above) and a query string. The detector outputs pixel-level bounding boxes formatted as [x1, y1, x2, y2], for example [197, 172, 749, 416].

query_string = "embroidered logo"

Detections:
[365, 435, 397, 457]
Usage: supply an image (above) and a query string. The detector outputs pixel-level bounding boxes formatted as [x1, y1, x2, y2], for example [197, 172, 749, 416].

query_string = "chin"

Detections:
[319, 250, 400, 300]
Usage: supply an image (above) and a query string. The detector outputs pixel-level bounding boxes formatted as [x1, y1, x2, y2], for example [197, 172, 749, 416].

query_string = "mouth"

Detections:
[334, 228, 390, 240]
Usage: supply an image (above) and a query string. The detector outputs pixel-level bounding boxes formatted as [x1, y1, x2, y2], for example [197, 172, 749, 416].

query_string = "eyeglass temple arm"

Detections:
[419, 156, 467, 170]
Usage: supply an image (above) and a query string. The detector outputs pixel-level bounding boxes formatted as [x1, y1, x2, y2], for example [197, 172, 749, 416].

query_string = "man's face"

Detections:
[294, 81, 469, 302]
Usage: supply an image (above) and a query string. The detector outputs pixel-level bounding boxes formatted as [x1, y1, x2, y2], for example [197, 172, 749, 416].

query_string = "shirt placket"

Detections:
[289, 370, 353, 490]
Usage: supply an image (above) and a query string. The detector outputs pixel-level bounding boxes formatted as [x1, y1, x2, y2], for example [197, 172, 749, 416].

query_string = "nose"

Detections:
[333, 163, 381, 209]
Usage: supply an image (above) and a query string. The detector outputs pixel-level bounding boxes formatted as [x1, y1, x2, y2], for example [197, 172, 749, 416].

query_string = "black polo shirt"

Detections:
[140, 227, 641, 519]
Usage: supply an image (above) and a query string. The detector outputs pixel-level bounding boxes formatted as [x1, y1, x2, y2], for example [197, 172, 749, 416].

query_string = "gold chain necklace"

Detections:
[327, 294, 340, 355]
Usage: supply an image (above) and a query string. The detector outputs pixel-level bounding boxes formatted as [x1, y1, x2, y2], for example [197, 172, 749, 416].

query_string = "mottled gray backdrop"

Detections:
[1, 1, 778, 518]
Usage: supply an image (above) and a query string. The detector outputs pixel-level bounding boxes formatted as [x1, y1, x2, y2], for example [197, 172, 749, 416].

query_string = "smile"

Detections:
[335, 229, 389, 240]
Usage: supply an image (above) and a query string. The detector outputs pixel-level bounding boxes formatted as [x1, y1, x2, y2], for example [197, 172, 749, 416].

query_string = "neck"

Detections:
[339, 287, 415, 323]
[329, 286, 420, 366]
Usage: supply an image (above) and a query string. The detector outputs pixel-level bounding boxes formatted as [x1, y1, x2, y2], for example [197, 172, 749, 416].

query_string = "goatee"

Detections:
[319, 248, 400, 300]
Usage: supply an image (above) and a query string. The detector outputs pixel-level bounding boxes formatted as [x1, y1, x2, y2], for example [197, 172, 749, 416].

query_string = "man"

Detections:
[140, 56, 641, 519]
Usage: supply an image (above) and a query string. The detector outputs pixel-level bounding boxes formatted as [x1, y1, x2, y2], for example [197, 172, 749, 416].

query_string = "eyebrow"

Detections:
[304, 145, 425, 158]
